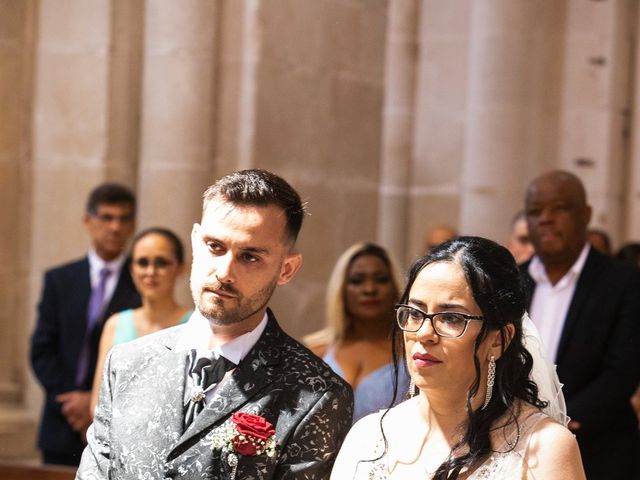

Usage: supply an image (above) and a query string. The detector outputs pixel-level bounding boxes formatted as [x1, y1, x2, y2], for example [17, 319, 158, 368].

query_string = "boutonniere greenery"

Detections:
[212, 412, 277, 479]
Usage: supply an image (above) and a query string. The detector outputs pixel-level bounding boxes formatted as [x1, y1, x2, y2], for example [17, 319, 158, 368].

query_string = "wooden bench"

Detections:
[0, 462, 76, 480]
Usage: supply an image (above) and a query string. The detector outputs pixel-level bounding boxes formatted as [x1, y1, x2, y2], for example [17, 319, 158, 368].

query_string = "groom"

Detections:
[77, 169, 353, 479]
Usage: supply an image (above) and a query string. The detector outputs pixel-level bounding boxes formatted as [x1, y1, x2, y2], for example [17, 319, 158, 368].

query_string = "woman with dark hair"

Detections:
[90, 227, 193, 413]
[331, 236, 584, 479]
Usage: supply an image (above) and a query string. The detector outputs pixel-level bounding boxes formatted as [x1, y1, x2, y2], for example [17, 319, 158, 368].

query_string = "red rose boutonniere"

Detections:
[230, 412, 276, 455]
[211, 412, 277, 479]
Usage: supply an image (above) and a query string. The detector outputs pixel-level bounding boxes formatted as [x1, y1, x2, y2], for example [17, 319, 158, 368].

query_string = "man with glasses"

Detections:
[506, 210, 534, 265]
[520, 170, 640, 478]
[30, 183, 141, 466]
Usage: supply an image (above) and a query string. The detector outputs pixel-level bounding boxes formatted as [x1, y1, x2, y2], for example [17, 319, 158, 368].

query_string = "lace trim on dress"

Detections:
[353, 405, 549, 480]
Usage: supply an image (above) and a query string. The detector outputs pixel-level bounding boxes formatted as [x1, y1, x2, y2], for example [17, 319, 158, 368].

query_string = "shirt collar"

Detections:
[87, 249, 127, 275]
[528, 243, 590, 286]
[175, 310, 269, 365]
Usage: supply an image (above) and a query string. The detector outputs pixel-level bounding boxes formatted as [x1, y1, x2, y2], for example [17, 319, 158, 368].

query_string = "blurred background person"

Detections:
[423, 225, 457, 254]
[304, 242, 409, 422]
[90, 227, 192, 413]
[616, 242, 640, 267]
[521, 170, 640, 478]
[506, 210, 534, 265]
[587, 228, 612, 256]
[616, 242, 640, 435]
[30, 183, 141, 466]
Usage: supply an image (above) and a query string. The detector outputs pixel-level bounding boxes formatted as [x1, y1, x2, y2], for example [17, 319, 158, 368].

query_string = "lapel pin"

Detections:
[190, 386, 206, 403]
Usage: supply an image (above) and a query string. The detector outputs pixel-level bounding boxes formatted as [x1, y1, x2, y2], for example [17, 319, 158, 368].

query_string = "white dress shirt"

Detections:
[176, 309, 268, 406]
[528, 244, 590, 361]
[87, 249, 127, 310]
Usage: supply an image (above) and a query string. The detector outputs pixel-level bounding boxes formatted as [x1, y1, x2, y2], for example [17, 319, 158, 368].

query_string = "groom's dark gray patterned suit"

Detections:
[77, 310, 352, 479]
[77, 169, 354, 479]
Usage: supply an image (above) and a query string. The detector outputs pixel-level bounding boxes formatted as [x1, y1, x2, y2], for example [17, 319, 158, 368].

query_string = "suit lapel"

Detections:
[555, 249, 601, 364]
[70, 259, 92, 358]
[103, 258, 139, 321]
[520, 262, 535, 310]
[171, 315, 282, 451]
[149, 334, 190, 441]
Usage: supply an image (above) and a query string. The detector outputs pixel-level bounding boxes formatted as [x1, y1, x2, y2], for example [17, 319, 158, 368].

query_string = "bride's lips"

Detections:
[412, 352, 442, 368]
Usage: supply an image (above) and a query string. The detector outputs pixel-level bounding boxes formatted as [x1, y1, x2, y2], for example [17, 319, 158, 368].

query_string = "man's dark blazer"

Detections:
[520, 247, 640, 478]
[76, 310, 354, 480]
[30, 256, 141, 461]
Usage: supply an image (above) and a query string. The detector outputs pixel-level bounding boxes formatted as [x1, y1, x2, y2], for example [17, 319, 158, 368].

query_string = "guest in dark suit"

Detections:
[77, 169, 353, 479]
[30, 183, 141, 466]
[520, 170, 640, 479]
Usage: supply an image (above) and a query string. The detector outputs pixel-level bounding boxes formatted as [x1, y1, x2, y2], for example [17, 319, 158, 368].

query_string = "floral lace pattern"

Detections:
[77, 313, 353, 480]
[352, 405, 548, 480]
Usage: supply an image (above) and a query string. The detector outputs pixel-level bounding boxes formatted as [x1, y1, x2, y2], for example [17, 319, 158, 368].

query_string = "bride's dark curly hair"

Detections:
[383, 236, 547, 479]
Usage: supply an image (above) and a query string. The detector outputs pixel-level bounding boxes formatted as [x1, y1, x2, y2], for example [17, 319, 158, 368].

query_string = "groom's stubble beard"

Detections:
[190, 266, 279, 327]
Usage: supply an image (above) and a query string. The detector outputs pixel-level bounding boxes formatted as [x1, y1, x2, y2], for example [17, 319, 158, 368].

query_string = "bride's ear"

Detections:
[489, 324, 515, 360]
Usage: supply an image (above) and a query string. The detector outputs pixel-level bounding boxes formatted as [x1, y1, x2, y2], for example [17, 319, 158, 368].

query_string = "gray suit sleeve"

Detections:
[76, 349, 114, 479]
[275, 385, 354, 479]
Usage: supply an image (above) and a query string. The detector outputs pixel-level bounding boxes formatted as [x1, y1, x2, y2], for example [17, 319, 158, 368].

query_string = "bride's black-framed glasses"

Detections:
[395, 304, 484, 338]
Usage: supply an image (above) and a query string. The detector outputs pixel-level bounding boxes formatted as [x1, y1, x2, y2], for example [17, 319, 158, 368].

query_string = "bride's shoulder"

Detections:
[526, 417, 579, 457]
[343, 397, 415, 445]
[521, 414, 585, 479]
[331, 409, 389, 479]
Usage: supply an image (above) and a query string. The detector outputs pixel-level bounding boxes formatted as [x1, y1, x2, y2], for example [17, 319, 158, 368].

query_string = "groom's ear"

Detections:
[277, 252, 302, 285]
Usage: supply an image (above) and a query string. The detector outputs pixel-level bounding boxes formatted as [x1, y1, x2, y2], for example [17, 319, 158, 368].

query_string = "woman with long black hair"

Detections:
[331, 236, 585, 479]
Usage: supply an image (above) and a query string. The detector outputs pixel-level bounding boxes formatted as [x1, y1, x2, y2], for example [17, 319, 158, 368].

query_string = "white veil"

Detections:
[521, 313, 569, 426]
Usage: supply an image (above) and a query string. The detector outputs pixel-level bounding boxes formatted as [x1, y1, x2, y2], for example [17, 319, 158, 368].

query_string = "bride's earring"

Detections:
[482, 355, 496, 409]
[408, 378, 418, 398]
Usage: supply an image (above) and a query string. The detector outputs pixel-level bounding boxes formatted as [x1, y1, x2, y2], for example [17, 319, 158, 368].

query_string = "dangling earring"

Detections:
[408, 378, 418, 398]
[482, 355, 496, 409]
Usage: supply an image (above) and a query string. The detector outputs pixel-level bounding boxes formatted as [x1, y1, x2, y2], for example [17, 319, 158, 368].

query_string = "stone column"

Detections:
[625, 3, 640, 241]
[459, 1, 564, 241]
[0, 0, 38, 459]
[557, 0, 636, 247]
[105, 0, 145, 183]
[405, 1, 472, 260]
[376, 0, 420, 265]
[136, 0, 220, 304]
[4, 0, 117, 459]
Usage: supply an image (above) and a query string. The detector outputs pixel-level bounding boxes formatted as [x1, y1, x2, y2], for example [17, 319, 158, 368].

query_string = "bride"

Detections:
[331, 236, 585, 479]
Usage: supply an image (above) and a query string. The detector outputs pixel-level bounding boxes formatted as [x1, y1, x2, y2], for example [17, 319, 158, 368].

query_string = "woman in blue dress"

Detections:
[304, 242, 409, 423]
[90, 227, 193, 413]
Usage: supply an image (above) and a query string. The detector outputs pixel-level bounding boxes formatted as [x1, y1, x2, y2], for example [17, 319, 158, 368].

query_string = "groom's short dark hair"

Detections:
[203, 169, 305, 245]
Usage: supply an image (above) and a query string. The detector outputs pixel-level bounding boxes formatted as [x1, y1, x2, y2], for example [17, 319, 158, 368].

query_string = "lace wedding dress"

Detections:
[330, 315, 567, 480]
[332, 402, 549, 480]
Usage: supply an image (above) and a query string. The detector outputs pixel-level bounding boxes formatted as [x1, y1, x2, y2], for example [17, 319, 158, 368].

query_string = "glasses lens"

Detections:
[135, 258, 150, 268]
[134, 257, 173, 269]
[155, 258, 172, 268]
[95, 213, 134, 224]
[396, 306, 424, 332]
[432, 312, 466, 337]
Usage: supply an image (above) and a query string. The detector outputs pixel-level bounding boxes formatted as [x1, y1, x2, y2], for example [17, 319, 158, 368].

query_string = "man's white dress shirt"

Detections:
[87, 249, 127, 310]
[528, 244, 590, 361]
[176, 310, 268, 406]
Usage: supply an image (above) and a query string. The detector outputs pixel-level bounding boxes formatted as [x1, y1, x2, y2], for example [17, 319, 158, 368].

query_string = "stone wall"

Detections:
[1, 0, 640, 461]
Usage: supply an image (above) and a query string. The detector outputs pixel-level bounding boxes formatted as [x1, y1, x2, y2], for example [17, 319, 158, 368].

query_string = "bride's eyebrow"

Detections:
[439, 303, 467, 310]
[408, 299, 468, 311]
[407, 298, 427, 309]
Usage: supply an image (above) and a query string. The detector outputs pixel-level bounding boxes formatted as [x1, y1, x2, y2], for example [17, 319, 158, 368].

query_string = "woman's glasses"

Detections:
[133, 257, 174, 270]
[395, 304, 483, 338]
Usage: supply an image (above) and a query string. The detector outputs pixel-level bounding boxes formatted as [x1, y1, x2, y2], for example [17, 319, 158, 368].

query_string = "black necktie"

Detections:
[184, 350, 236, 429]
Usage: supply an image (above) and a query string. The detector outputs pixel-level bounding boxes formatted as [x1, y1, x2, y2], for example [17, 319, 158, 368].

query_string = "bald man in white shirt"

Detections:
[520, 170, 640, 479]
